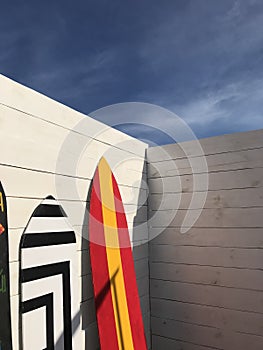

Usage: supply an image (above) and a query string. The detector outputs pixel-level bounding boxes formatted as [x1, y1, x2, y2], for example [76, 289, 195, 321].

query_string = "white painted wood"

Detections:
[148, 133, 263, 350]
[149, 227, 263, 248]
[148, 167, 263, 194]
[150, 207, 263, 228]
[152, 334, 216, 350]
[148, 147, 263, 177]
[149, 187, 263, 210]
[0, 104, 146, 181]
[150, 244, 263, 269]
[0, 75, 147, 157]
[23, 307, 47, 349]
[151, 279, 263, 313]
[150, 262, 263, 291]
[0, 75, 148, 350]
[151, 298, 263, 337]
[23, 275, 64, 348]
[152, 316, 263, 350]
[6, 197, 147, 261]
[147, 128, 263, 162]
[1, 166, 147, 210]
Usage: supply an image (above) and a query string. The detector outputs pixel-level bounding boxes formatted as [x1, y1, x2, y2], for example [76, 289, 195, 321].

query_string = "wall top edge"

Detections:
[147, 128, 263, 152]
[0, 74, 148, 152]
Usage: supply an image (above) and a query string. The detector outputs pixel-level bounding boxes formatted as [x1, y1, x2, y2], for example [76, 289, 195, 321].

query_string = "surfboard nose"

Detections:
[97, 157, 112, 175]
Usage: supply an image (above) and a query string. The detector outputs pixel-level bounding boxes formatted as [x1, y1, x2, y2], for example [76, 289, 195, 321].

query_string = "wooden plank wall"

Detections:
[0, 75, 150, 349]
[147, 129, 263, 350]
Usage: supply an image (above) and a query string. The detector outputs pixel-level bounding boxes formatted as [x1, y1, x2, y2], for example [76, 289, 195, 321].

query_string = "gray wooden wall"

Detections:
[147, 129, 263, 350]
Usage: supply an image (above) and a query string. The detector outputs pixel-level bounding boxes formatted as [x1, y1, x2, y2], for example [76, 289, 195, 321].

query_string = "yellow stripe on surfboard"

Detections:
[98, 158, 134, 350]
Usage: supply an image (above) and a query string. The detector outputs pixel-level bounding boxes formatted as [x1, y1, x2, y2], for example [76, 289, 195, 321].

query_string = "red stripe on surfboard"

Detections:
[89, 170, 119, 350]
[112, 173, 148, 350]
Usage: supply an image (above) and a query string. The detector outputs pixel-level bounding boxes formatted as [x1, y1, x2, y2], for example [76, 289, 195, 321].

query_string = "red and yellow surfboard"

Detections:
[89, 157, 147, 350]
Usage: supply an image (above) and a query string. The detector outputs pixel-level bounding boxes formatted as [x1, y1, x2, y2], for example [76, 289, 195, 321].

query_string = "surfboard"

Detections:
[0, 182, 13, 350]
[20, 196, 80, 349]
[89, 157, 147, 350]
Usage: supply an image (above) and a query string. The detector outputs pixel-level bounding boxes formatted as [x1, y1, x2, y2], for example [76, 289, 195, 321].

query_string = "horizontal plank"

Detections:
[152, 316, 263, 350]
[8, 223, 146, 266]
[0, 104, 147, 178]
[132, 242, 149, 261]
[152, 335, 215, 350]
[150, 279, 263, 313]
[0, 75, 147, 157]
[0, 164, 148, 204]
[149, 207, 263, 228]
[150, 262, 263, 291]
[6, 191, 147, 229]
[81, 321, 99, 350]
[151, 298, 263, 337]
[149, 227, 263, 248]
[149, 187, 263, 210]
[9, 225, 148, 265]
[132, 225, 149, 243]
[148, 168, 263, 193]
[147, 129, 263, 162]
[150, 244, 263, 269]
[179, 159, 263, 176]
[135, 258, 150, 280]
[148, 147, 263, 178]
[80, 299, 97, 330]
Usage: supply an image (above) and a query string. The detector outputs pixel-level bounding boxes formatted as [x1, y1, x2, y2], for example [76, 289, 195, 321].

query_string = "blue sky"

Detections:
[1, 0, 263, 144]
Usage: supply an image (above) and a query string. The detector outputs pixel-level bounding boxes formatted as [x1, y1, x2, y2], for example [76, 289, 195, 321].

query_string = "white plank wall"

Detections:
[147, 129, 263, 350]
[0, 75, 150, 349]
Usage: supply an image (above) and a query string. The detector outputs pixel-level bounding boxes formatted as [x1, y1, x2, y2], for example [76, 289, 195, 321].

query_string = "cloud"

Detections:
[172, 77, 263, 139]
[1, 0, 263, 145]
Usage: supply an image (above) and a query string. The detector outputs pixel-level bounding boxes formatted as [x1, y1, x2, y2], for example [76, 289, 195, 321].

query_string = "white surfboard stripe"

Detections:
[23, 308, 47, 349]
[41, 199, 61, 206]
[25, 217, 72, 233]
[22, 274, 64, 348]
[21, 244, 77, 270]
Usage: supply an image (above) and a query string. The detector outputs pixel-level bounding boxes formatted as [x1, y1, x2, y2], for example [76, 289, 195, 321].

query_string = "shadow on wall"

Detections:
[80, 180, 99, 349]
[132, 160, 151, 350]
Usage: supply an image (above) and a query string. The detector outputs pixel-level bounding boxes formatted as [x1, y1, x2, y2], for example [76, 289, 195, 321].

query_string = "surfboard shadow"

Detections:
[94, 268, 125, 350]
[81, 179, 100, 349]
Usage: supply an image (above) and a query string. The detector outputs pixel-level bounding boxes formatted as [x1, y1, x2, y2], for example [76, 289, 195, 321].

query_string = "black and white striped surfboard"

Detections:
[20, 196, 80, 349]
